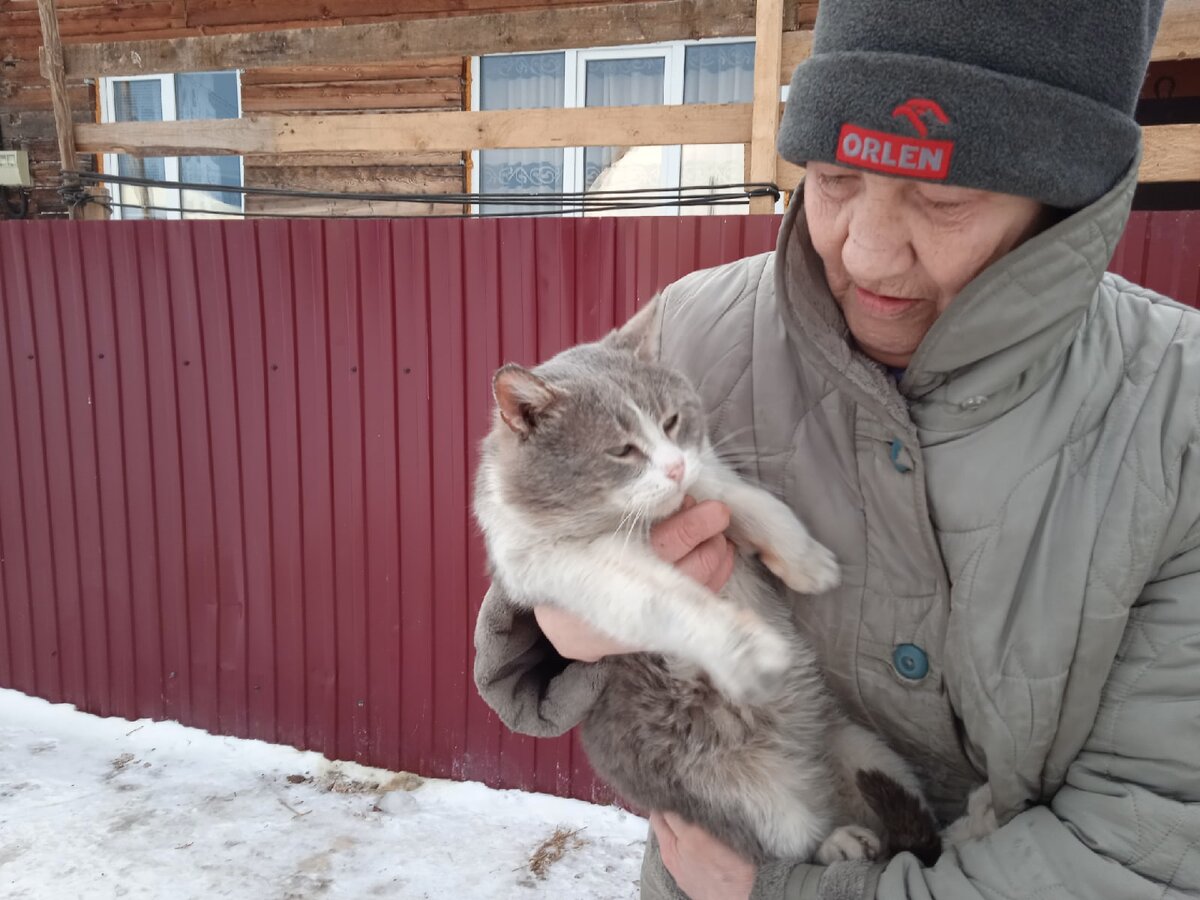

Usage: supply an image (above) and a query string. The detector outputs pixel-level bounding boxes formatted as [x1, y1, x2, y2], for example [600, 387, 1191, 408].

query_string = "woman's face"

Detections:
[804, 161, 1047, 368]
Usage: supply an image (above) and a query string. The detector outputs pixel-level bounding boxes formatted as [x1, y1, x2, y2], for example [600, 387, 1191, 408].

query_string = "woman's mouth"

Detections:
[854, 287, 923, 318]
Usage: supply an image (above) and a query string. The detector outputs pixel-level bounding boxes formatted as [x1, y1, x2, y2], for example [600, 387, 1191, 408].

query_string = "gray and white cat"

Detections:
[474, 297, 961, 866]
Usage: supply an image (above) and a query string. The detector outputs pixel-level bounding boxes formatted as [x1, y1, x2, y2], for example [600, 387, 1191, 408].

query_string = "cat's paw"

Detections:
[761, 538, 840, 595]
[816, 825, 881, 864]
[942, 783, 997, 847]
[708, 613, 792, 704]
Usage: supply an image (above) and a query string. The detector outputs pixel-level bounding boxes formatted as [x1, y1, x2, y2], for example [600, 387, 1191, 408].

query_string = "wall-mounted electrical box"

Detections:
[0, 151, 34, 187]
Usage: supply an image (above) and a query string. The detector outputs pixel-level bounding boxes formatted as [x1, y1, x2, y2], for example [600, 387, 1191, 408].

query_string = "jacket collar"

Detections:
[775, 156, 1140, 435]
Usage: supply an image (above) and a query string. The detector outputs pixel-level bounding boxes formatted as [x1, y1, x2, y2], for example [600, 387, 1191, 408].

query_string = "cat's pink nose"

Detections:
[664, 459, 685, 484]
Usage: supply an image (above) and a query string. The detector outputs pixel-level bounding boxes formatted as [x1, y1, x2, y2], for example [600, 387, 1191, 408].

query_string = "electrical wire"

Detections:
[69, 170, 780, 219]
[96, 194, 762, 219]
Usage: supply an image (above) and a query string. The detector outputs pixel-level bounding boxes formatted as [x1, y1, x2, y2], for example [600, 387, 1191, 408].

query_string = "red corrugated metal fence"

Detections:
[1, 211, 1198, 803]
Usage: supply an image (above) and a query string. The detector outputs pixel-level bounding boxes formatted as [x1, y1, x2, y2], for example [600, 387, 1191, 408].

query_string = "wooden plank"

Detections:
[1141, 123, 1200, 180]
[779, 28, 812, 83]
[61, 0, 760, 76]
[11, 5, 184, 38]
[775, 124, 1200, 190]
[74, 102, 755, 155]
[35, 0, 80, 218]
[240, 80, 462, 113]
[242, 194, 455, 217]
[0, 56, 47, 81]
[3, 0, 136, 10]
[2, 109, 63, 143]
[246, 150, 463, 167]
[776, 157, 803, 191]
[240, 61, 463, 85]
[6, 1, 183, 27]
[749, 0, 784, 213]
[1154, 0, 1200, 61]
[184, 0, 601, 28]
[0, 80, 90, 111]
[243, 165, 463, 194]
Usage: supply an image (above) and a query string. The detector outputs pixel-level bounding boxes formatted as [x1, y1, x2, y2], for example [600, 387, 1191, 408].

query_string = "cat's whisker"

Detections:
[710, 448, 765, 465]
[612, 504, 638, 542]
[621, 503, 649, 556]
[708, 427, 757, 453]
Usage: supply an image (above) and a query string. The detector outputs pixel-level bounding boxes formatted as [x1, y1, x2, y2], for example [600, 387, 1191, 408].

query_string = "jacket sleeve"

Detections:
[752, 531, 1200, 900]
[472, 584, 612, 738]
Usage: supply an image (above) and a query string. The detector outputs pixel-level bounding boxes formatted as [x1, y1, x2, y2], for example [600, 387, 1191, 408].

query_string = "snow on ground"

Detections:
[0, 689, 647, 900]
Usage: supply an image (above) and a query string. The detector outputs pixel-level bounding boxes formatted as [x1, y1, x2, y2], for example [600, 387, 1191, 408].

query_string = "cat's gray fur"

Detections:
[474, 298, 977, 866]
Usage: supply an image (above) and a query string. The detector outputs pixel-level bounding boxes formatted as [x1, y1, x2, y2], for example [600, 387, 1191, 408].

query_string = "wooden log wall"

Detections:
[239, 61, 466, 218]
[7, 0, 787, 218]
[2, 0, 1195, 219]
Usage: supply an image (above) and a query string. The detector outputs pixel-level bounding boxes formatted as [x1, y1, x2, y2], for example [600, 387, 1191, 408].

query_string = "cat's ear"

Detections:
[493, 364, 563, 437]
[606, 295, 663, 362]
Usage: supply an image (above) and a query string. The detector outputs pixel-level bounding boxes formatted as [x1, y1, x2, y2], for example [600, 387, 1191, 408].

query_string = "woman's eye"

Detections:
[608, 444, 637, 459]
[663, 413, 679, 433]
[816, 173, 855, 196]
[926, 199, 966, 212]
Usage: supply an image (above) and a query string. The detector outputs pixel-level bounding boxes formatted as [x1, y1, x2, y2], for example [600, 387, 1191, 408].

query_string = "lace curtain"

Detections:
[479, 53, 567, 215]
[681, 43, 756, 216]
[476, 41, 757, 216]
[582, 57, 667, 195]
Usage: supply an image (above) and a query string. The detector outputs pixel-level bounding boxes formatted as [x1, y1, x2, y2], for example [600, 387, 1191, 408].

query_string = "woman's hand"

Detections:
[533, 496, 736, 662]
[533, 605, 635, 662]
[652, 811, 755, 900]
[650, 496, 736, 592]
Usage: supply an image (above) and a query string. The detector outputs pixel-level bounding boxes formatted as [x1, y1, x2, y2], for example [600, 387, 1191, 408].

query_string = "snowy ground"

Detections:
[0, 689, 647, 900]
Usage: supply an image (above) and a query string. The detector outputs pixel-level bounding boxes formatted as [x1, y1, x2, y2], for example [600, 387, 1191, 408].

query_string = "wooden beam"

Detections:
[74, 103, 755, 156]
[244, 151, 464, 168]
[36, 0, 81, 218]
[238, 62, 464, 86]
[749, 0, 785, 214]
[779, 29, 813, 83]
[1154, 0, 1200, 61]
[777, 158, 803, 192]
[1141, 123, 1200, 180]
[59, 0, 760, 77]
[776, 124, 1200, 191]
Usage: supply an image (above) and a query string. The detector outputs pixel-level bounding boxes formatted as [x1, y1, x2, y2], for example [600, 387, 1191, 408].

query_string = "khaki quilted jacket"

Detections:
[473, 160, 1200, 899]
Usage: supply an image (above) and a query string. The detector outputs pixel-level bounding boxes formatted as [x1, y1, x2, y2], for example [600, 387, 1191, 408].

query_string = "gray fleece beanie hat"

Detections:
[778, 0, 1166, 209]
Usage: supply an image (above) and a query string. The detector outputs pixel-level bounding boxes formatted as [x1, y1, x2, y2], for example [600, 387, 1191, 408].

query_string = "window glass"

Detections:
[479, 53, 566, 216]
[680, 42, 755, 215]
[176, 72, 243, 216]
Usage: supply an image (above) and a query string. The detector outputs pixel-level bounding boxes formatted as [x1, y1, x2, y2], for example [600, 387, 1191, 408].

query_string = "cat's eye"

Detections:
[662, 413, 679, 433]
[608, 444, 638, 459]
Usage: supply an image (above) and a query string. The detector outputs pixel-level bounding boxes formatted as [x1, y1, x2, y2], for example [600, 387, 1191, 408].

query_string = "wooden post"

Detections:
[37, 0, 82, 219]
[748, 0, 785, 214]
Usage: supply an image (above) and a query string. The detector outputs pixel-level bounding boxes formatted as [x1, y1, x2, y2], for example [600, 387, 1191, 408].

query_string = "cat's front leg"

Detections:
[692, 457, 840, 594]
[816, 825, 882, 864]
[941, 783, 997, 847]
[504, 541, 791, 703]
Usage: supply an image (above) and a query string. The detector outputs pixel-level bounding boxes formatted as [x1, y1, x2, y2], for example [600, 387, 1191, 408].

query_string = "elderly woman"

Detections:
[474, 0, 1200, 897]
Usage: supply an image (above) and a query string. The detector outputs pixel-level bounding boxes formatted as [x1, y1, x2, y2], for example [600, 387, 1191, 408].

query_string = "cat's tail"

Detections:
[855, 769, 942, 866]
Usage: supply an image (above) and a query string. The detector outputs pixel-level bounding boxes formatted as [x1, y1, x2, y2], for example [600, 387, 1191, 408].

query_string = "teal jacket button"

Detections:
[893, 644, 929, 680]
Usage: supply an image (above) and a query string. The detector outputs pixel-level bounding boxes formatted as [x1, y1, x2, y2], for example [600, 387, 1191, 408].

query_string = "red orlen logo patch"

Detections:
[835, 97, 953, 180]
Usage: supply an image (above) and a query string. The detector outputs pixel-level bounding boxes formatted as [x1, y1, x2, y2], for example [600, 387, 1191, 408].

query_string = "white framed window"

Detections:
[99, 71, 244, 220]
[472, 39, 769, 216]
